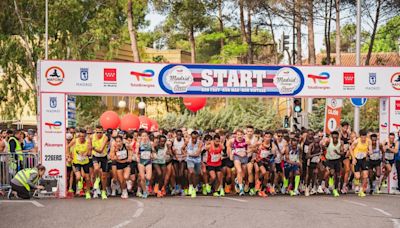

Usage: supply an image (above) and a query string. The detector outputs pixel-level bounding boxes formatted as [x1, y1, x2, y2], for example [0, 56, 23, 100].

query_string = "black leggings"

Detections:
[11, 183, 31, 199]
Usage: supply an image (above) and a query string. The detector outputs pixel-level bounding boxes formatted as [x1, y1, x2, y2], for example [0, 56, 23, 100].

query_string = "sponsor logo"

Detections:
[45, 155, 63, 161]
[104, 68, 117, 87]
[48, 169, 60, 176]
[365, 73, 380, 90]
[44, 142, 63, 148]
[50, 97, 57, 108]
[343, 72, 355, 91]
[390, 72, 400, 90]
[381, 122, 388, 128]
[396, 100, 400, 111]
[44, 121, 62, 133]
[166, 66, 194, 93]
[76, 68, 92, 87]
[45, 66, 64, 86]
[130, 69, 156, 88]
[273, 67, 301, 94]
[307, 72, 330, 90]
[382, 99, 387, 112]
[393, 123, 400, 130]
[330, 98, 337, 108]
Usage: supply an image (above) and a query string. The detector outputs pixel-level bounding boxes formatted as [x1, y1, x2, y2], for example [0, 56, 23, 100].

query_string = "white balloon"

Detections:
[138, 101, 146, 109]
[118, 100, 126, 108]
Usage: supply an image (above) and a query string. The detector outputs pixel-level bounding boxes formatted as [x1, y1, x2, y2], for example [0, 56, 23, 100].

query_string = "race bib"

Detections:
[77, 154, 86, 162]
[211, 153, 221, 163]
[311, 156, 320, 163]
[385, 152, 394, 160]
[289, 154, 299, 162]
[370, 150, 380, 160]
[116, 150, 128, 160]
[235, 148, 246, 156]
[141, 151, 151, 160]
[356, 152, 366, 160]
[303, 145, 309, 154]
[187, 149, 196, 156]
[260, 150, 269, 158]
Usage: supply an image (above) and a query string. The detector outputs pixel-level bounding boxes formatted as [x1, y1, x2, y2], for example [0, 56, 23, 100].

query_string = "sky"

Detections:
[144, 6, 371, 64]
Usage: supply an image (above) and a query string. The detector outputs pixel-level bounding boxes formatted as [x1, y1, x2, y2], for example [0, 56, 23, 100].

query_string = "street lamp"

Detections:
[118, 100, 127, 109]
[138, 101, 146, 115]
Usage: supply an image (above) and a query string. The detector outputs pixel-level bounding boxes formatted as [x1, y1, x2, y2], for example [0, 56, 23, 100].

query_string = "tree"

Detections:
[127, 0, 148, 62]
[335, 0, 341, 65]
[366, 15, 400, 52]
[306, 0, 316, 65]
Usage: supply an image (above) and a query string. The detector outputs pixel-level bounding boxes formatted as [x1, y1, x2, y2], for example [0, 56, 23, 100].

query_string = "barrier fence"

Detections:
[0, 152, 39, 191]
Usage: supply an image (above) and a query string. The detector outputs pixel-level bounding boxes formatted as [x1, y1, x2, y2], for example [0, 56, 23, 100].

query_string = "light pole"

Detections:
[45, 0, 48, 60]
[138, 99, 146, 116]
[354, 0, 361, 135]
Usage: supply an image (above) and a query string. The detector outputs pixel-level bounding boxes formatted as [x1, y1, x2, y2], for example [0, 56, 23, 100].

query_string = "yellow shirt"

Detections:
[73, 140, 89, 165]
[92, 134, 107, 157]
[353, 138, 369, 159]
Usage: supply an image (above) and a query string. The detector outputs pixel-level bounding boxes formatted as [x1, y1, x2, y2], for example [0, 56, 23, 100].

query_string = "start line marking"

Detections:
[112, 199, 144, 228]
[221, 197, 248, 203]
[0, 200, 44, 207]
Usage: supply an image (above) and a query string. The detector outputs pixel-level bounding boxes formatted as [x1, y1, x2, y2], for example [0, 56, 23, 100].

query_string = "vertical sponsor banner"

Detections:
[324, 98, 343, 135]
[388, 97, 400, 193]
[41, 93, 66, 198]
[379, 98, 389, 143]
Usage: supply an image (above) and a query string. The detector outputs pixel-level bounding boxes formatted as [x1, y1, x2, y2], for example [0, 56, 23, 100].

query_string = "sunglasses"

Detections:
[277, 135, 283, 138]
[96, 131, 103, 134]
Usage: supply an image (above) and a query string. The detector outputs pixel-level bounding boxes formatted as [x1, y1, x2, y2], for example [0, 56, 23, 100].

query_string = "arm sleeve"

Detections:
[9, 140, 16, 152]
[27, 173, 39, 189]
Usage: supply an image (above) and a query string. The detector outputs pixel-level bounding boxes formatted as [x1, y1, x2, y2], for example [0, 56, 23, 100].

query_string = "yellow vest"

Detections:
[92, 134, 107, 157]
[14, 168, 39, 191]
[73, 140, 89, 165]
[353, 138, 369, 159]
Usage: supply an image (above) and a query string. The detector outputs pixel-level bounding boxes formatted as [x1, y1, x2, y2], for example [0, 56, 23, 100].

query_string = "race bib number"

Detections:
[141, 151, 151, 160]
[187, 149, 196, 156]
[289, 154, 298, 162]
[117, 150, 128, 160]
[211, 153, 221, 163]
[385, 152, 394, 160]
[356, 152, 366, 160]
[235, 148, 246, 156]
[370, 151, 380, 160]
[303, 145, 309, 154]
[77, 154, 86, 162]
[311, 156, 320, 163]
[260, 150, 269, 158]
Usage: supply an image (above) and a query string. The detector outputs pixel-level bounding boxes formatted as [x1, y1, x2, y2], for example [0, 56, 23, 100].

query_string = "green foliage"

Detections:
[76, 96, 107, 128]
[367, 15, 400, 52]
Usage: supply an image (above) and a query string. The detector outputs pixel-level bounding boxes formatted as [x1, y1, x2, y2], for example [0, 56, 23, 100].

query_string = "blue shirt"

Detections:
[396, 139, 400, 161]
[23, 139, 35, 151]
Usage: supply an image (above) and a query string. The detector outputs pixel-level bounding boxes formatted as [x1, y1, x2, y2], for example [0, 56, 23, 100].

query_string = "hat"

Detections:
[27, 129, 35, 136]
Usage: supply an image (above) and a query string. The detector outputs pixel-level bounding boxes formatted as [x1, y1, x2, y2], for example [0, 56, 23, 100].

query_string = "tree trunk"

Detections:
[246, 4, 253, 64]
[307, 0, 316, 65]
[295, 0, 302, 65]
[365, 0, 381, 66]
[239, 0, 247, 63]
[164, 97, 169, 112]
[325, 0, 333, 65]
[266, 7, 278, 64]
[335, 0, 341, 65]
[127, 0, 141, 62]
[189, 26, 196, 63]
[218, 0, 224, 50]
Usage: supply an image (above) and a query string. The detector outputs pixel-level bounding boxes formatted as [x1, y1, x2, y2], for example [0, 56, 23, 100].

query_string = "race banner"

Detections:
[379, 98, 389, 143]
[40, 93, 66, 198]
[324, 98, 343, 135]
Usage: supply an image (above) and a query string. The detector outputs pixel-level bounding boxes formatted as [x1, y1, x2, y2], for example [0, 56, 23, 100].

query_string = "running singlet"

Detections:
[287, 147, 300, 163]
[310, 143, 321, 163]
[92, 134, 107, 157]
[256, 143, 273, 162]
[173, 138, 185, 161]
[131, 141, 138, 161]
[116, 144, 128, 161]
[341, 132, 350, 152]
[326, 138, 341, 160]
[207, 143, 222, 167]
[153, 145, 167, 164]
[139, 142, 152, 160]
[275, 140, 286, 164]
[73, 140, 89, 165]
[370, 142, 381, 161]
[187, 140, 200, 157]
[353, 138, 369, 159]
[232, 138, 247, 157]
[385, 142, 396, 160]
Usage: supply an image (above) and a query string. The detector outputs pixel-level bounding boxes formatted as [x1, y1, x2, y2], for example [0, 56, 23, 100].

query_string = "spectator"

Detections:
[23, 129, 37, 153]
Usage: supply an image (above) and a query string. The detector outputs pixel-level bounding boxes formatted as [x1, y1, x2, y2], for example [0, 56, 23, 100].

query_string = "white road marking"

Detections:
[0, 200, 44, 207]
[112, 199, 145, 228]
[112, 220, 131, 228]
[342, 199, 367, 207]
[221, 197, 248, 203]
[133, 208, 144, 218]
[373, 207, 392, 217]
[391, 219, 400, 228]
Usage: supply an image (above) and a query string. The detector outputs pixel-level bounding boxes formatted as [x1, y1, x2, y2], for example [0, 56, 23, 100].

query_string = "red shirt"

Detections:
[207, 143, 222, 167]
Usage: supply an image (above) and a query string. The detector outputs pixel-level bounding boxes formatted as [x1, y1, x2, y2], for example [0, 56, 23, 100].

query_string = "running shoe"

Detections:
[305, 187, 310, 197]
[324, 188, 331, 195]
[219, 188, 225, 197]
[317, 185, 324, 194]
[184, 188, 189, 196]
[358, 190, 366, 197]
[93, 190, 99, 199]
[310, 187, 317, 195]
[154, 183, 159, 194]
[121, 190, 128, 199]
[68, 189, 74, 193]
[142, 191, 148, 199]
[341, 185, 348, 194]
[189, 185, 194, 196]
[161, 187, 166, 196]
[355, 186, 360, 194]
[224, 185, 231, 194]
[289, 190, 295, 196]
[239, 190, 245, 196]
[381, 180, 387, 188]
[269, 186, 276, 195]
[255, 180, 261, 191]
[94, 177, 100, 190]
[191, 189, 197, 198]
[157, 191, 163, 198]
[328, 177, 334, 190]
[206, 184, 212, 194]
[249, 188, 256, 196]
[234, 178, 240, 193]
[101, 190, 108, 200]
[171, 189, 177, 196]
[85, 191, 91, 200]
[77, 178, 83, 191]
[244, 184, 250, 193]
[333, 189, 339, 197]
[111, 189, 116, 197]
[136, 191, 143, 198]
[202, 184, 207, 195]
[213, 192, 220, 197]
[281, 186, 287, 195]
[258, 190, 267, 198]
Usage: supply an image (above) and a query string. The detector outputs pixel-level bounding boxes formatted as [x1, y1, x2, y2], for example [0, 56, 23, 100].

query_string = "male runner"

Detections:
[184, 131, 203, 198]
[284, 138, 302, 196]
[91, 126, 109, 199]
[227, 129, 248, 196]
[380, 133, 399, 191]
[205, 134, 225, 197]
[323, 131, 344, 197]
[368, 134, 383, 194]
[351, 130, 372, 197]
[253, 131, 275, 197]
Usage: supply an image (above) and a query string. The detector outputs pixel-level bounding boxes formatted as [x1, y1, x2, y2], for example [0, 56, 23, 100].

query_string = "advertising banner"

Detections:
[39, 60, 400, 97]
[379, 98, 389, 143]
[40, 93, 66, 197]
[324, 98, 343, 135]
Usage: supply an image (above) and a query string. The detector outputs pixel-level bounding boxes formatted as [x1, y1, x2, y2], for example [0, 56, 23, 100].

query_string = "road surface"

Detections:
[1, 194, 399, 228]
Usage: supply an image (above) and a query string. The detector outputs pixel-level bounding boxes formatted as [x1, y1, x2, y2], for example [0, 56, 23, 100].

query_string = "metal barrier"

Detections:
[0, 152, 39, 191]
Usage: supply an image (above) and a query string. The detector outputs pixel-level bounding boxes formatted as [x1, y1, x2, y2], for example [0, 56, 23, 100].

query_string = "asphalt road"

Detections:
[1, 194, 399, 228]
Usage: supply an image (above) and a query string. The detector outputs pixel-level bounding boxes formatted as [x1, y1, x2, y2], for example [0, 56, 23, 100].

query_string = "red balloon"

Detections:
[138, 116, 152, 131]
[149, 119, 159, 132]
[120, 114, 140, 131]
[100, 111, 120, 130]
[183, 97, 207, 112]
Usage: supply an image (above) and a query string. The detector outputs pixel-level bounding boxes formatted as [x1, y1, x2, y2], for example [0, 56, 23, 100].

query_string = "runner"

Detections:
[220, 130, 234, 194]
[323, 131, 344, 197]
[172, 129, 187, 195]
[110, 135, 132, 199]
[201, 134, 212, 195]
[91, 126, 109, 199]
[245, 125, 259, 196]
[184, 131, 203, 198]
[306, 135, 324, 195]
[205, 134, 224, 197]
[67, 130, 92, 199]
[127, 133, 138, 194]
[227, 129, 248, 196]
[284, 138, 301, 196]
[253, 131, 275, 197]
[350, 130, 372, 197]
[153, 135, 171, 197]
[300, 130, 314, 196]
[136, 131, 154, 198]
[340, 122, 352, 194]
[380, 133, 399, 191]
[368, 133, 383, 194]
[272, 130, 288, 194]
